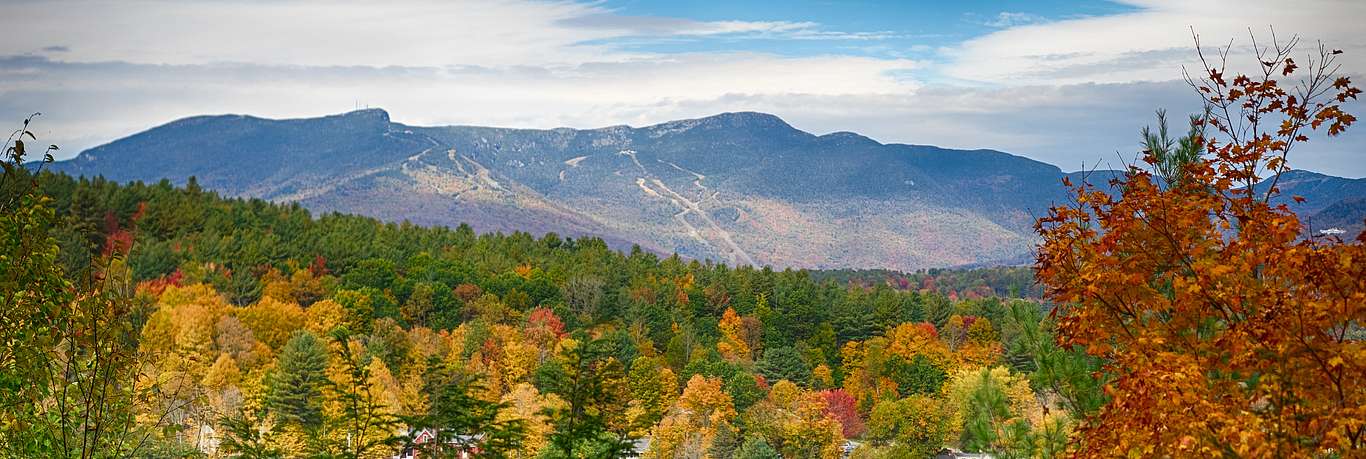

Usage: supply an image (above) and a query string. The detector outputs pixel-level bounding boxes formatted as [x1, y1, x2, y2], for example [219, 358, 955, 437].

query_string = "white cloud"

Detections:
[4, 0, 892, 68]
[945, 0, 1366, 84]
[558, 14, 822, 37]
[6, 0, 627, 67]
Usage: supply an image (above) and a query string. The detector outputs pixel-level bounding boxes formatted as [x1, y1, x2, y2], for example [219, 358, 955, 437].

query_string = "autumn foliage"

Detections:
[1036, 32, 1364, 456]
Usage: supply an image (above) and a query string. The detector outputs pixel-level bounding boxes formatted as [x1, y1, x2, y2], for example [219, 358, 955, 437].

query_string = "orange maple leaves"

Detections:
[1037, 32, 1364, 456]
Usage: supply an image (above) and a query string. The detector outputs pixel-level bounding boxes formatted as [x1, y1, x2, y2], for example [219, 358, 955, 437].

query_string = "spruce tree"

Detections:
[267, 330, 329, 428]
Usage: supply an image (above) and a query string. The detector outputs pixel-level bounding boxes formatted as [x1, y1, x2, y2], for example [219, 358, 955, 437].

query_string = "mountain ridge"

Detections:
[47, 108, 1365, 270]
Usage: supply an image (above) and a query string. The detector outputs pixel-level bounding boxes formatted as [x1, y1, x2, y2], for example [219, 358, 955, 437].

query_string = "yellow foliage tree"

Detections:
[171, 302, 220, 374]
[884, 322, 952, 368]
[768, 379, 802, 411]
[365, 359, 403, 417]
[811, 364, 834, 390]
[304, 299, 347, 336]
[500, 382, 563, 457]
[203, 353, 241, 391]
[780, 393, 844, 459]
[943, 366, 1040, 445]
[717, 307, 752, 362]
[158, 283, 229, 311]
[646, 375, 737, 459]
[236, 296, 305, 351]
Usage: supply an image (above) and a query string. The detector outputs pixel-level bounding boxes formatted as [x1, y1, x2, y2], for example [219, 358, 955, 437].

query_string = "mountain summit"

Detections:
[49, 109, 1366, 270]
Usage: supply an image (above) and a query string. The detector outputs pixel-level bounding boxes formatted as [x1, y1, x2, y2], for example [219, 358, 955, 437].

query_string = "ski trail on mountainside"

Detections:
[619, 150, 755, 266]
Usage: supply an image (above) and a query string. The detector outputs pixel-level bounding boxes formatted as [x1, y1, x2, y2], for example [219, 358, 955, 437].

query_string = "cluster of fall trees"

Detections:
[101, 278, 1080, 458]
[8, 159, 1091, 458]
[2, 30, 1362, 459]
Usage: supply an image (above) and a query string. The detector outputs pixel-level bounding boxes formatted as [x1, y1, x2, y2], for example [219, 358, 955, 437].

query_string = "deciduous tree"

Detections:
[1035, 32, 1363, 456]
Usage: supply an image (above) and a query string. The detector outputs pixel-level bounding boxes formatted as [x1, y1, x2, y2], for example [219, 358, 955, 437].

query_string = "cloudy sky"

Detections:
[4, 0, 1364, 176]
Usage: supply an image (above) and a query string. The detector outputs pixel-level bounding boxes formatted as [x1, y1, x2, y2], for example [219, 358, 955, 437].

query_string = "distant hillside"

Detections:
[1305, 197, 1366, 238]
[48, 109, 1366, 270]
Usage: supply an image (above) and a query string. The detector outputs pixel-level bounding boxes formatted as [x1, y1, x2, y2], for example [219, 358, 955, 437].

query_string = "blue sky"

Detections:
[2, 0, 1363, 176]
[590, 0, 1134, 60]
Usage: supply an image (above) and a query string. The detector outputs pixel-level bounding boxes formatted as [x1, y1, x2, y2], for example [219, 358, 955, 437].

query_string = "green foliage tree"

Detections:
[1140, 107, 1208, 186]
[626, 357, 676, 432]
[1000, 302, 1106, 419]
[960, 369, 1026, 455]
[884, 354, 946, 397]
[267, 330, 329, 429]
[401, 281, 436, 326]
[366, 317, 413, 375]
[332, 290, 375, 335]
[757, 347, 811, 387]
[0, 115, 72, 452]
[733, 436, 782, 459]
[923, 294, 952, 330]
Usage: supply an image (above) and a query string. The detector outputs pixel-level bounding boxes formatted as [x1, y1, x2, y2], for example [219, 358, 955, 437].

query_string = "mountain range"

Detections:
[48, 109, 1366, 270]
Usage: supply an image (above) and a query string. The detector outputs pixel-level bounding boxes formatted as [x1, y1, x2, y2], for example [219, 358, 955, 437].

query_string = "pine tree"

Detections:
[267, 330, 329, 429]
[757, 347, 811, 387]
[923, 294, 952, 330]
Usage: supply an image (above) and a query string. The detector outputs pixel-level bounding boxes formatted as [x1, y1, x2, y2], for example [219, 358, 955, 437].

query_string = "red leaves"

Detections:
[101, 210, 134, 257]
[309, 255, 330, 276]
[526, 307, 566, 340]
[102, 229, 133, 257]
[1208, 69, 1226, 86]
[1292, 195, 1306, 203]
[820, 389, 865, 438]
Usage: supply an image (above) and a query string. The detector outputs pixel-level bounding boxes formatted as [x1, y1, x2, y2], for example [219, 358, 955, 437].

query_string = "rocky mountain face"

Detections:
[49, 109, 1366, 270]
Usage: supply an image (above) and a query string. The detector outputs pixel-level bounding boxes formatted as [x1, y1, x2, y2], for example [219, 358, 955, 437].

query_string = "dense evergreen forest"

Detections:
[3, 169, 1096, 458]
